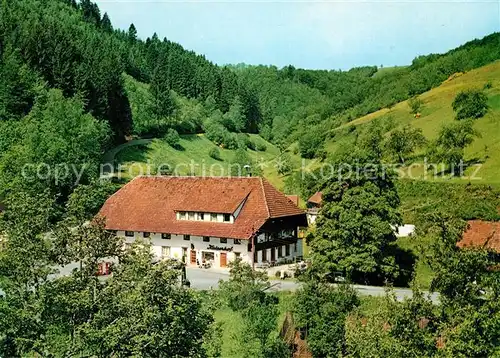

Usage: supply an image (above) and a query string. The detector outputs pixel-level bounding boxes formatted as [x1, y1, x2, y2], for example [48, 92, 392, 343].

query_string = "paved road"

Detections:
[0, 266, 438, 303]
[186, 267, 439, 302]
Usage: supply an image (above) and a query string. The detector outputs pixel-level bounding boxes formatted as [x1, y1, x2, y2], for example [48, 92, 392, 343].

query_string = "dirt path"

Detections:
[102, 138, 153, 174]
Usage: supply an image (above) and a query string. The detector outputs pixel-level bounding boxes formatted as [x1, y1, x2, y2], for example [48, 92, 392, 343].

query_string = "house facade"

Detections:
[306, 191, 322, 224]
[99, 176, 308, 268]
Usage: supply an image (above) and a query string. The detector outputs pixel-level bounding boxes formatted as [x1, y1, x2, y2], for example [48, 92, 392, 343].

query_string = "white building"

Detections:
[99, 176, 308, 268]
[306, 191, 322, 225]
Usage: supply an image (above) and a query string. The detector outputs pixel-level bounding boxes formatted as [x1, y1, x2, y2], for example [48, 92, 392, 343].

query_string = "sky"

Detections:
[95, 0, 500, 70]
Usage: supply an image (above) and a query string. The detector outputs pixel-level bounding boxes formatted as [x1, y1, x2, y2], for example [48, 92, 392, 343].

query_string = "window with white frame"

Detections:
[234, 239, 241, 245]
[161, 246, 171, 258]
[125, 231, 134, 237]
[210, 213, 218, 222]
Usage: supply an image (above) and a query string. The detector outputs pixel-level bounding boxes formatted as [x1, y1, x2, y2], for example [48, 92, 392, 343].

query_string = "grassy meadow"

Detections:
[327, 60, 500, 184]
[114, 133, 310, 191]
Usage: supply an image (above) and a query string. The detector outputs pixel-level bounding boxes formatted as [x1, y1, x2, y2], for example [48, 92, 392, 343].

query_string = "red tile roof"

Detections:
[99, 176, 306, 240]
[286, 195, 299, 207]
[307, 191, 322, 205]
[458, 220, 500, 252]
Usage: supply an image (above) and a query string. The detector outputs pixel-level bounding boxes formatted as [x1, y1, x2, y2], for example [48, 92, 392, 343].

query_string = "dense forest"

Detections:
[3, 0, 500, 144]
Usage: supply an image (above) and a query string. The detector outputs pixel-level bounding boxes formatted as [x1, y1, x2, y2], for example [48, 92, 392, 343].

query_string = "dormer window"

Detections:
[177, 211, 233, 223]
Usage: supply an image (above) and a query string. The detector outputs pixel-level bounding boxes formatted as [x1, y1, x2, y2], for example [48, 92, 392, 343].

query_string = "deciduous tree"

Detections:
[308, 150, 403, 283]
[385, 125, 427, 164]
[452, 89, 488, 120]
[429, 119, 480, 172]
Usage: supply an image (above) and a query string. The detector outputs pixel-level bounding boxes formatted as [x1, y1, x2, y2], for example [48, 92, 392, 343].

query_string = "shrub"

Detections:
[277, 153, 292, 175]
[452, 89, 488, 120]
[208, 147, 221, 160]
[408, 96, 423, 114]
[299, 131, 325, 159]
[223, 132, 239, 150]
[164, 128, 180, 147]
[484, 81, 493, 90]
[256, 142, 267, 152]
[236, 133, 251, 149]
[204, 119, 238, 149]
[247, 140, 256, 151]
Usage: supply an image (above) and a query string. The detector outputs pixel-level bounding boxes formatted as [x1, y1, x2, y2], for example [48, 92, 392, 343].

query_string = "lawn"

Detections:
[213, 292, 294, 358]
[113, 133, 311, 192]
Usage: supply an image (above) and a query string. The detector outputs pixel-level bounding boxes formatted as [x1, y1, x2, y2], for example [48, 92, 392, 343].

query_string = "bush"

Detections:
[204, 119, 226, 145]
[484, 81, 493, 90]
[164, 128, 180, 147]
[298, 131, 325, 159]
[408, 96, 423, 114]
[247, 140, 256, 151]
[236, 133, 251, 150]
[452, 89, 488, 120]
[204, 119, 238, 149]
[208, 147, 221, 160]
[256, 142, 267, 152]
[222, 132, 239, 150]
[277, 153, 292, 175]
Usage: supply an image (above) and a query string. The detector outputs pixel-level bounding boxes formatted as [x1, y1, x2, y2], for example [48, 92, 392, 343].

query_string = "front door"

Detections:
[220, 252, 227, 267]
[182, 247, 188, 263]
[270, 247, 276, 262]
[190, 250, 197, 264]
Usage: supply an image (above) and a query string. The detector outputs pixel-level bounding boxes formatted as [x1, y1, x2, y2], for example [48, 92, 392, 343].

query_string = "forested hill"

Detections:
[0, 0, 261, 140]
[236, 33, 500, 149]
[3, 0, 500, 147]
[2, 0, 500, 202]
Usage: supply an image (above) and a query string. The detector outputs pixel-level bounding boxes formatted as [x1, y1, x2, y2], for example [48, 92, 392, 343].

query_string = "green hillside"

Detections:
[118, 73, 315, 191]
[114, 133, 310, 191]
[327, 60, 500, 184]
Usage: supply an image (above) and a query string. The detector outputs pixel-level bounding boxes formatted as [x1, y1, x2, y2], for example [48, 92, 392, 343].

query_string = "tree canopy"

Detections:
[307, 150, 403, 284]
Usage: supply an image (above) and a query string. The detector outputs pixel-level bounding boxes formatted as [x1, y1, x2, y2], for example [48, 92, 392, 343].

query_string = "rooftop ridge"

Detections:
[259, 176, 271, 218]
[99, 175, 306, 240]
